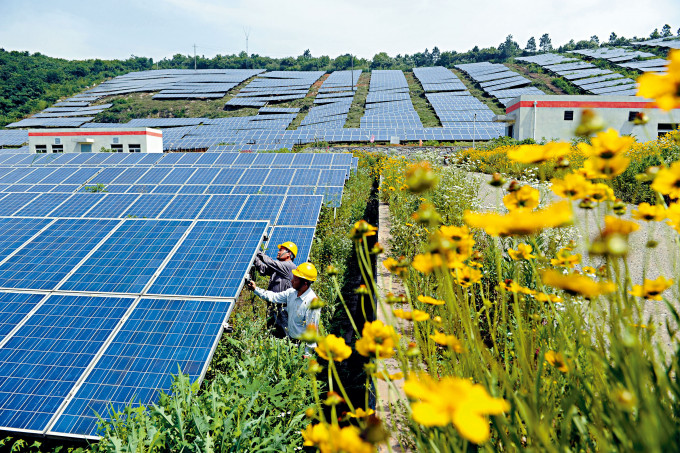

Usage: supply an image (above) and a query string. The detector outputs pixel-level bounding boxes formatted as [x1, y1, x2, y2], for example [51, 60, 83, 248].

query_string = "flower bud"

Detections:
[405, 161, 439, 193]
[300, 325, 319, 344]
[355, 285, 370, 295]
[324, 391, 344, 406]
[489, 172, 506, 187]
[310, 298, 326, 309]
[646, 240, 658, 248]
[578, 197, 594, 209]
[632, 112, 649, 125]
[507, 180, 520, 193]
[555, 157, 570, 169]
[412, 203, 442, 226]
[326, 264, 340, 276]
[575, 109, 606, 137]
[306, 359, 323, 374]
[370, 242, 385, 255]
[613, 200, 627, 216]
[305, 408, 316, 418]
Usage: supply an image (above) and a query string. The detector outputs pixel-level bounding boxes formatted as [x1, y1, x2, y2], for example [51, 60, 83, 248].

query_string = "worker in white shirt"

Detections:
[247, 262, 321, 349]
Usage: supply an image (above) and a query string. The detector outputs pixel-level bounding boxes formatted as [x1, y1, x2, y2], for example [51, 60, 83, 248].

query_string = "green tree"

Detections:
[650, 28, 661, 39]
[590, 35, 599, 45]
[371, 52, 395, 69]
[539, 33, 552, 52]
[525, 37, 537, 53]
[498, 34, 520, 60]
[662, 24, 672, 37]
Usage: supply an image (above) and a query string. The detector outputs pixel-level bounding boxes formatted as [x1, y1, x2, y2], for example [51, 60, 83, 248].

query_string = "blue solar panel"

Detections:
[148, 220, 266, 298]
[15, 168, 57, 185]
[86, 194, 140, 218]
[48, 193, 105, 218]
[287, 186, 316, 195]
[127, 184, 155, 194]
[205, 185, 235, 195]
[88, 168, 123, 185]
[0, 218, 53, 261]
[238, 169, 270, 185]
[0, 169, 35, 184]
[186, 167, 219, 185]
[13, 193, 71, 217]
[0, 219, 119, 290]
[0, 192, 37, 216]
[230, 185, 288, 195]
[264, 169, 294, 186]
[318, 186, 344, 206]
[238, 195, 284, 222]
[318, 169, 347, 186]
[151, 185, 182, 194]
[233, 153, 258, 166]
[265, 226, 315, 262]
[158, 194, 209, 219]
[162, 167, 197, 184]
[179, 185, 208, 194]
[49, 298, 231, 437]
[0, 294, 133, 432]
[61, 220, 191, 294]
[112, 168, 149, 185]
[123, 194, 175, 219]
[212, 168, 244, 185]
[291, 169, 321, 186]
[0, 292, 45, 338]
[198, 195, 246, 219]
[135, 168, 170, 185]
[276, 195, 323, 226]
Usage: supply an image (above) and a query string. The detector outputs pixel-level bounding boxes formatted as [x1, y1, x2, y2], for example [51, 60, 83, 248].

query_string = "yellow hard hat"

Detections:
[277, 241, 298, 258]
[292, 262, 317, 282]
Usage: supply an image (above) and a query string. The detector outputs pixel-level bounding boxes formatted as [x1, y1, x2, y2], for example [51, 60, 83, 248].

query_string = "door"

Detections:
[81, 144, 92, 153]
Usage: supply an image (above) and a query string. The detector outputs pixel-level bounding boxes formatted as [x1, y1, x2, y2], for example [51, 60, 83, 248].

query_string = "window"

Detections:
[54, 138, 61, 145]
[508, 125, 514, 138]
[628, 111, 640, 122]
[128, 144, 141, 153]
[51, 144, 63, 153]
[564, 111, 574, 121]
[111, 144, 124, 152]
[35, 145, 47, 153]
[658, 123, 678, 138]
[112, 137, 119, 144]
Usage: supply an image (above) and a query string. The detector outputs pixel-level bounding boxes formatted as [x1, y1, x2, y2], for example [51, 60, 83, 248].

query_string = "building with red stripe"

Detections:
[27, 128, 163, 154]
[496, 95, 679, 142]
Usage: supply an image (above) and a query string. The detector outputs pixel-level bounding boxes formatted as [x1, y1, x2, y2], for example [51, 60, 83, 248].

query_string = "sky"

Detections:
[1, 0, 678, 61]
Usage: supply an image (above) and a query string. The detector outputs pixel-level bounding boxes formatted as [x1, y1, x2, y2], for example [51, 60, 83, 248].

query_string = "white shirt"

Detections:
[254, 286, 320, 347]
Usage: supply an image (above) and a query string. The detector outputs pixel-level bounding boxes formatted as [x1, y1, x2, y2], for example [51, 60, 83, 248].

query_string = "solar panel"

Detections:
[276, 195, 323, 226]
[0, 218, 53, 261]
[60, 220, 191, 294]
[158, 194, 209, 219]
[85, 194, 140, 218]
[13, 193, 71, 217]
[237, 195, 285, 223]
[47, 193, 105, 218]
[264, 226, 315, 263]
[198, 195, 247, 220]
[212, 168, 245, 185]
[0, 294, 134, 433]
[147, 220, 266, 298]
[0, 292, 46, 337]
[179, 185, 208, 194]
[49, 297, 232, 437]
[151, 185, 182, 194]
[123, 194, 175, 219]
[0, 219, 119, 290]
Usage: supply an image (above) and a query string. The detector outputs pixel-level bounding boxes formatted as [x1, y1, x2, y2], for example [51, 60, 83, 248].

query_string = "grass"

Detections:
[505, 62, 566, 94]
[286, 73, 327, 130]
[449, 67, 505, 115]
[344, 72, 370, 128]
[404, 71, 441, 128]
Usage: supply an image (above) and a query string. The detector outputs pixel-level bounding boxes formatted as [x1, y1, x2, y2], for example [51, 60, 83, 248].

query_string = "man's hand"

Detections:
[247, 280, 256, 291]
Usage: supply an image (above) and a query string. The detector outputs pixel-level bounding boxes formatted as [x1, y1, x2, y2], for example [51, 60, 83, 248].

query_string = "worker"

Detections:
[247, 262, 320, 350]
[252, 241, 298, 338]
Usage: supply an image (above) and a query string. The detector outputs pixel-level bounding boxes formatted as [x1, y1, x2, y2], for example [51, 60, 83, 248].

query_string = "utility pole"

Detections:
[243, 27, 251, 69]
[351, 54, 354, 89]
[193, 44, 197, 70]
[473, 113, 477, 149]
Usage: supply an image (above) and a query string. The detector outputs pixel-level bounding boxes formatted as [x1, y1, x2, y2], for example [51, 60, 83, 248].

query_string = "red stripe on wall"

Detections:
[505, 100, 658, 114]
[28, 131, 163, 138]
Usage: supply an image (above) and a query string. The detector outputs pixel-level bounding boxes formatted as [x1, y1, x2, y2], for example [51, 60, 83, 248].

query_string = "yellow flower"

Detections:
[503, 185, 540, 211]
[577, 128, 634, 159]
[404, 374, 510, 444]
[382, 256, 409, 278]
[651, 161, 680, 199]
[302, 423, 373, 453]
[393, 309, 430, 322]
[454, 265, 482, 287]
[355, 320, 400, 359]
[588, 183, 615, 202]
[629, 276, 674, 300]
[417, 295, 445, 305]
[582, 266, 596, 275]
[373, 370, 404, 381]
[348, 407, 375, 418]
[535, 292, 562, 303]
[582, 154, 630, 179]
[464, 201, 573, 237]
[430, 332, 465, 353]
[545, 350, 569, 373]
[637, 49, 680, 111]
[550, 248, 581, 269]
[632, 202, 666, 222]
[350, 220, 377, 239]
[508, 243, 535, 260]
[551, 173, 590, 199]
[439, 224, 471, 241]
[500, 280, 535, 295]
[411, 252, 444, 274]
[507, 142, 570, 164]
[405, 161, 439, 193]
[666, 202, 680, 233]
[315, 334, 352, 362]
[542, 269, 615, 298]
[601, 216, 640, 238]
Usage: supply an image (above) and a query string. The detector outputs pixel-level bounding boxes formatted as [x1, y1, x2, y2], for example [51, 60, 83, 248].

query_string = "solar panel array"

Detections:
[361, 70, 422, 129]
[6, 70, 264, 128]
[454, 62, 543, 106]
[412, 67, 502, 137]
[631, 37, 680, 50]
[0, 149, 354, 438]
[516, 53, 638, 96]
[225, 71, 325, 108]
[299, 70, 362, 130]
[572, 47, 667, 76]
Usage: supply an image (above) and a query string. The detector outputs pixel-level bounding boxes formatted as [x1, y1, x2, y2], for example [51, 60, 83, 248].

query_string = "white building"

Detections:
[27, 128, 163, 154]
[497, 95, 680, 142]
